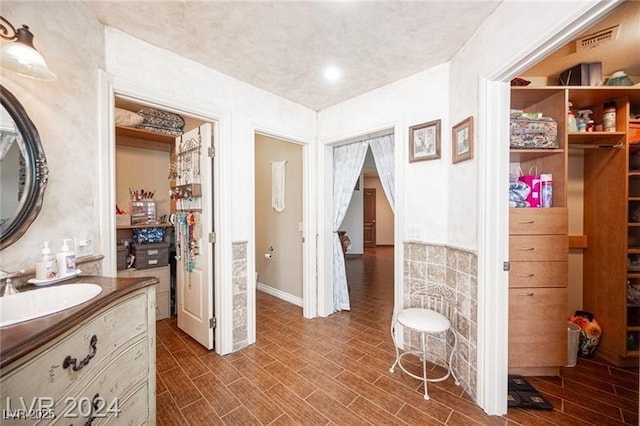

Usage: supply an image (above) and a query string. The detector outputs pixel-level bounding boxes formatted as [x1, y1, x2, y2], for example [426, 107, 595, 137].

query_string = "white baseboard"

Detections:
[257, 282, 303, 307]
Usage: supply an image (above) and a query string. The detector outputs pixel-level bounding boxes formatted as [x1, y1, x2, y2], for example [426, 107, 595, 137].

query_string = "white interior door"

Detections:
[175, 123, 214, 349]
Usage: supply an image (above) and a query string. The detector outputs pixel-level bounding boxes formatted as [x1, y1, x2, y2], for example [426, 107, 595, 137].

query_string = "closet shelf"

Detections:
[568, 132, 625, 145]
[116, 222, 173, 230]
[116, 126, 175, 152]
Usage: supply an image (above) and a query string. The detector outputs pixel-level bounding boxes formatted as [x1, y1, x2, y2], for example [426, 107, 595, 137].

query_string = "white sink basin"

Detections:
[0, 283, 102, 327]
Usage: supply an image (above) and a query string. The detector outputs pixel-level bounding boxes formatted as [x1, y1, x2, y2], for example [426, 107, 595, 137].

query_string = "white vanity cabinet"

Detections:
[0, 287, 156, 425]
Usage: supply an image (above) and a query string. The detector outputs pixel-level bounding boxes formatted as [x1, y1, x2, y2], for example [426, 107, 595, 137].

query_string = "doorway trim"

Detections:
[249, 124, 316, 328]
[98, 71, 233, 355]
[477, 1, 622, 414]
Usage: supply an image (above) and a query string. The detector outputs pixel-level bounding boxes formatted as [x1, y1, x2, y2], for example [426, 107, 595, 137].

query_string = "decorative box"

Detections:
[132, 227, 165, 244]
[510, 117, 559, 149]
[132, 242, 169, 270]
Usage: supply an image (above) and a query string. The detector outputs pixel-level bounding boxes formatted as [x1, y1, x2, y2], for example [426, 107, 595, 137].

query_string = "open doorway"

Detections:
[254, 133, 304, 308]
[335, 134, 395, 314]
[112, 95, 217, 350]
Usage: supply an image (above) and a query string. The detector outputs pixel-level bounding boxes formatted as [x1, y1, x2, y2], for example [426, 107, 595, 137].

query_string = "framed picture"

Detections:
[409, 119, 441, 162]
[452, 116, 474, 164]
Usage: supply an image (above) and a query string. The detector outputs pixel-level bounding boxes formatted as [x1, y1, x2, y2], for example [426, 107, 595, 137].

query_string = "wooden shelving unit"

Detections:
[579, 87, 640, 367]
[115, 126, 175, 152]
[510, 86, 640, 369]
[508, 88, 568, 376]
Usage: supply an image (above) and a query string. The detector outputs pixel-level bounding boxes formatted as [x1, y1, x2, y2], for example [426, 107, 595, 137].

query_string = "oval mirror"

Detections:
[0, 85, 48, 249]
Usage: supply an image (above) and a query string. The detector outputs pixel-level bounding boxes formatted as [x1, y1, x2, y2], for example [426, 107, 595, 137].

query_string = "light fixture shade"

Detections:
[1, 41, 56, 81]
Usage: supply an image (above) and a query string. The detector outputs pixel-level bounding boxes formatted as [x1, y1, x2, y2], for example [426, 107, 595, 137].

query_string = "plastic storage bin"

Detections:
[566, 322, 581, 367]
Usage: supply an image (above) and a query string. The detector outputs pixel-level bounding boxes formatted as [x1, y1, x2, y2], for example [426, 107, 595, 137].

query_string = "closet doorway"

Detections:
[254, 133, 304, 310]
[113, 95, 217, 350]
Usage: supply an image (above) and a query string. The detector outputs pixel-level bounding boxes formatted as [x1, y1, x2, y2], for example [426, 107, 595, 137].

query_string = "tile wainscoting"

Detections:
[403, 241, 477, 400]
[232, 241, 249, 351]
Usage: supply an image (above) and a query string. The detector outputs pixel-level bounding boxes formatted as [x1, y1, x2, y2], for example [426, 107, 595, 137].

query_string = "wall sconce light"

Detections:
[0, 16, 56, 81]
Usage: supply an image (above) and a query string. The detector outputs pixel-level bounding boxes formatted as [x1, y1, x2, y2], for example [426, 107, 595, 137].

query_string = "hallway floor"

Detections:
[156, 246, 639, 425]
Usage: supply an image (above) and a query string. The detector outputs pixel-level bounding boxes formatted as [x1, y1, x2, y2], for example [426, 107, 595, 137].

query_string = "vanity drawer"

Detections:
[509, 287, 567, 368]
[509, 235, 568, 262]
[509, 208, 567, 235]
[509, 261, 567, 288]
[1, 292, 147, 403]
[99, 381, 150, 425]
[49, 339, 148, 425]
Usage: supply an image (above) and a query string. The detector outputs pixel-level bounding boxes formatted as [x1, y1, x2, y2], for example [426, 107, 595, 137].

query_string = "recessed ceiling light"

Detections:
[324, 65, 342, 83]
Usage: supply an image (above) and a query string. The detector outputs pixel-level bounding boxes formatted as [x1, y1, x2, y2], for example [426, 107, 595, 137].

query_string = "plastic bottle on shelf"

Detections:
[603, 101, 616, 132]
[35, 241, 57, 280]
[567, 102, 577, 132]
[577, 110, 593, 132]
[57, 239, 76, 278]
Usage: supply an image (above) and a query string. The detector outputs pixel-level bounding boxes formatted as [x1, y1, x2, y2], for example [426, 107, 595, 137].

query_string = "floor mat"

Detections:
[507, 375, 553, 411]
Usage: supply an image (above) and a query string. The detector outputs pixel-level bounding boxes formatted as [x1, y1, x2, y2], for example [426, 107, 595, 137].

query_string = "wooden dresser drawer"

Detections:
[49, 339, 148, 424]
[510, 208, 568, 235]
[508, 287, 567, 367]
[509, 235, 568, 262]
[1, 293, 147, 403]
[509, 261, 568, 288]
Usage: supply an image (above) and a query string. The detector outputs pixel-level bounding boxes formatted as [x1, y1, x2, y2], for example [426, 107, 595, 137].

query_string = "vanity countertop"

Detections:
[0, 275, 158, 369]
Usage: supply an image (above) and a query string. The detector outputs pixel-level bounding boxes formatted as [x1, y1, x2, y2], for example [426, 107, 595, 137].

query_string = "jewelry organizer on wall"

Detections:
[171, 129, 203, 272]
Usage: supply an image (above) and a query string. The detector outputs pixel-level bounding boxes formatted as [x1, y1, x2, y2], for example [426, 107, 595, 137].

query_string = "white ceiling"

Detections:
[82, 1, 501, 111]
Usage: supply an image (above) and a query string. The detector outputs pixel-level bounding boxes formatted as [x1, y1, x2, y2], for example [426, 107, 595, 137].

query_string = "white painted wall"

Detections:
[318, 63, 450, 244]
[340, 173, 364, 254]
[104, 28, 317, 243]
[0, 2, 105, 271]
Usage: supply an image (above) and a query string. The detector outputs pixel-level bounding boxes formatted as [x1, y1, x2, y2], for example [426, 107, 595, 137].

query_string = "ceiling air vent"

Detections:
[576, 25, 620, 52]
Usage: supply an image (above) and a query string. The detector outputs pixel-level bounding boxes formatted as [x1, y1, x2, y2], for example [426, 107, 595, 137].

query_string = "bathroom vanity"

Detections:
[0, 276, 157, 424]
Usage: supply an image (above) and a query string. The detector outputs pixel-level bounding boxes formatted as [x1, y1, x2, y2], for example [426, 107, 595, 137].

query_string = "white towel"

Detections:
[272, 161, 286, 212]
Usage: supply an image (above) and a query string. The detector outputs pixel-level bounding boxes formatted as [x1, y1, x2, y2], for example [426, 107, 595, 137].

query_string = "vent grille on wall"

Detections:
[576, 25, 620, 52]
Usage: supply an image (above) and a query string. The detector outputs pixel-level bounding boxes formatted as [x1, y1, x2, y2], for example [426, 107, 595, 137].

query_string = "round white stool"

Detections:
[389, 308, 459, 400]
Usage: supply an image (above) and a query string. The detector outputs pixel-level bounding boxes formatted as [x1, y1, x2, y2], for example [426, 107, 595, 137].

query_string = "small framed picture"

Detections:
[409, 119, 441, 162]
[452, 116, 474, 164]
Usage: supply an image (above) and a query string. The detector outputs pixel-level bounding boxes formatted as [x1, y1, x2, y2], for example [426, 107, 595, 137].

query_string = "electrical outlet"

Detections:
[75, 236, 94, 257]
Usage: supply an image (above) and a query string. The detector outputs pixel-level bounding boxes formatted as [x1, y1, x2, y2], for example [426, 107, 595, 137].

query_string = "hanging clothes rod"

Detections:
[569, 143, 624, 150]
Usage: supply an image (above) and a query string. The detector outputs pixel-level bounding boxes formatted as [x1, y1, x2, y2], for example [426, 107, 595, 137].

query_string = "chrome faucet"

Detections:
[0, 271, 20, 296]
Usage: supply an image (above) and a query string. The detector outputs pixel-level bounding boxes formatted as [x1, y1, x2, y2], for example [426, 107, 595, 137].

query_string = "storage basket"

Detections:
[132, 242, 169, 270]
[117, 244, 127, 270]
[132, 227, 165, 244]
[130, 200, 156, 225]
[510, 117, 559, 149]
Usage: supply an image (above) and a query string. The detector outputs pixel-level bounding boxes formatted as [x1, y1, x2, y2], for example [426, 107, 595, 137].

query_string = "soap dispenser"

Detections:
[57, 239, 76, 278]
[36, 241, 57, 280]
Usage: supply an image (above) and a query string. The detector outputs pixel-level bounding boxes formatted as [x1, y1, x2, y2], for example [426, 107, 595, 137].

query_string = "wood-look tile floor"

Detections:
[156, 247, 639, 425]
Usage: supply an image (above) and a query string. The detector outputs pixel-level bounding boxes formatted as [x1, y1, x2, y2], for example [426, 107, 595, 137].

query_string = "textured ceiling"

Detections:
[82, 1, 501, 111]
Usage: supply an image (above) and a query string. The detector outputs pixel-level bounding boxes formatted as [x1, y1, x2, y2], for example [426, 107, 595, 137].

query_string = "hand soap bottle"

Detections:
[36, 241, 57, 280]
[57, 239, 76, 277]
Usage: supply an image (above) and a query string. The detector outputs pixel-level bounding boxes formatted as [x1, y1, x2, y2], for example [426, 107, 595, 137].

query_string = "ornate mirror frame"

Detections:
[0, 85, 48, 249]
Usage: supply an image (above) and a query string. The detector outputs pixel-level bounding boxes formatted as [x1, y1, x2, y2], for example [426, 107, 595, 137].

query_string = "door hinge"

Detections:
[209, 232, 216, 243]
[208, 147, 215, 158]
[209, 317, 216, 329]
[503, 261, 510, 271]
